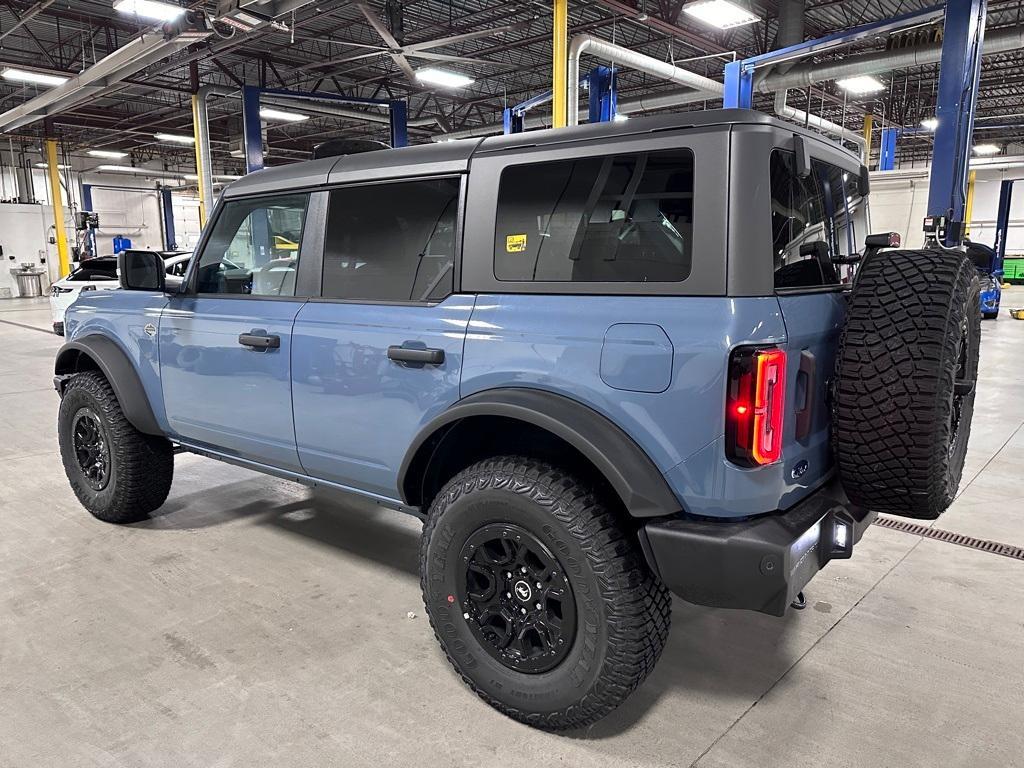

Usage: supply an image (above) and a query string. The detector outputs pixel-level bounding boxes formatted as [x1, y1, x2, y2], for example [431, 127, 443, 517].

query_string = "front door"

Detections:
[290, 176, 471, 500]
[160, 193, 311, 471]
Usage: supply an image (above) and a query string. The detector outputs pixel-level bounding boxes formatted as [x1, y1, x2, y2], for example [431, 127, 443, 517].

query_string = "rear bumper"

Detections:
[639, 478, 875, 617]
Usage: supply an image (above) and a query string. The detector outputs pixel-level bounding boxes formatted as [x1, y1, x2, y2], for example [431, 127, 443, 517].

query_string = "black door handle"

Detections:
[387, 345, 444, 366]
[239, 333, 280, 350]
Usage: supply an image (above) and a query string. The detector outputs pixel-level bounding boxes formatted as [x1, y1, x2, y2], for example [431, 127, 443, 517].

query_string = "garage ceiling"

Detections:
[0, 0, 1021, 174]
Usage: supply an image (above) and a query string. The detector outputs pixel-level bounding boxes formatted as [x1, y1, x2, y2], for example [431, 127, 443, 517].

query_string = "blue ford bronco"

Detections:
[54, 109, 981, 730]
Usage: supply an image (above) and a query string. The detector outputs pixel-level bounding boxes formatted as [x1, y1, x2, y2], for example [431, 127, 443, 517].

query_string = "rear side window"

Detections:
[770, 150, 866, 289]
[322, 178, 459, 302]
[494, 149, 694, 283]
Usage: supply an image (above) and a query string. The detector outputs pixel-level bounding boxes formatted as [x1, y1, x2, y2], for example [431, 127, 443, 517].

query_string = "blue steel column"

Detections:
[993, 179, 1014, 268]
[723, 60, 753, 109]
[926, 0, 987, 245]
[160, 187, 176, 250]
[81, 183, 97, 257]
[879, 127, 900, 171]
[241, 85, 264, 173]
[388, 100, 408, 148]
[588, 66, 617, 123]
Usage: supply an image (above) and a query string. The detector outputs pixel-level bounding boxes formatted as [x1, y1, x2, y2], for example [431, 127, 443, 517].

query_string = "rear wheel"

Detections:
[58, 371, 174, 524]
[419, 456, 670, 730]
[834, 249, 980, 519]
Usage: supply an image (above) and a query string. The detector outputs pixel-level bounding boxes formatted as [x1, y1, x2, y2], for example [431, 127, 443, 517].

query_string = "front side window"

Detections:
[494, 149, 694, 283]
[195, 194, 308, 296]
[770, 150, 866, 289]
[322, 178, 459, 302]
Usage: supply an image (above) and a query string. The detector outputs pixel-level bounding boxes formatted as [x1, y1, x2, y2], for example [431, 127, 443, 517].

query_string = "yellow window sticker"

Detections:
[506, 234, 528, 253]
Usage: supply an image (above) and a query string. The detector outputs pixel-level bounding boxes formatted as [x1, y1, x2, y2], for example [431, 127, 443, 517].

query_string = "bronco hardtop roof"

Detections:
[222, 108, 852, 199]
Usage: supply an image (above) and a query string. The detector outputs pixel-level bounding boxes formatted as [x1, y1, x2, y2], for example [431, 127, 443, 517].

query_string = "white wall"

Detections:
[870, 160, 1024, 253]
[0, 204, 58, 297]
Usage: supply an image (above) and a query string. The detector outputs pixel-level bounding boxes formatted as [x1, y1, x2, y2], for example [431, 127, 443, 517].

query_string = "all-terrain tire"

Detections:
[58, 371, 174, 524]
[419, 456, 671, 730]
[834, 249, 980, 519]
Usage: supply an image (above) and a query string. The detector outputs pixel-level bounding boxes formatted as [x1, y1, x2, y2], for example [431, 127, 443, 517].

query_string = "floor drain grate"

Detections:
[873, 516, 1024, 561]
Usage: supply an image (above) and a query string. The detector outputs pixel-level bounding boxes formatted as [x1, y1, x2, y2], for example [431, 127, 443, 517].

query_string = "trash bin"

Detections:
[10, 267, 46, 298]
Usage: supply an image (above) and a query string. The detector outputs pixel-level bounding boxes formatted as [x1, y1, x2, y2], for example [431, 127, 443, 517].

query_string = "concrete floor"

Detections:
[1, 294, 1023, 768]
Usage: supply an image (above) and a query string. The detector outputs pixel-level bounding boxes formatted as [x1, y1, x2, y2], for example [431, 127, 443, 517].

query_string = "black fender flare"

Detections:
[54, 335, 163, 436]
[399, 388, 683, 518]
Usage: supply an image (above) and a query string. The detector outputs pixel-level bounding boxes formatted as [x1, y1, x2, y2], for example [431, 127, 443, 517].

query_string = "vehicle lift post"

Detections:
[723, 0, 987, 248]
[241, 85, 409, 174]
[503, 68, 616, 135]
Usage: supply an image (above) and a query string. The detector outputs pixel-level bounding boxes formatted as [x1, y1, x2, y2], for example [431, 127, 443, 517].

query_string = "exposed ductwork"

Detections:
[566, 34, 723, 126]
[0, 24, 211, 133]
[758, 25, 1024, 94]
[435, 22, 1024, 147]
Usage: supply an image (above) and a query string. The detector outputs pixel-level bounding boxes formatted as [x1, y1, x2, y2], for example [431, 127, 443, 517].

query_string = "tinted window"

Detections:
[195, 194, 308, 296]
[770, 150, 866, 289]
[68, 258, 118, 282]
[494, 149, 694, 283]
[322, 178, 459, 302]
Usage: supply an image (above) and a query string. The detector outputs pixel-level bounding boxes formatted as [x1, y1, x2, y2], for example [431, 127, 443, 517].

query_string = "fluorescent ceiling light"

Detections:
[95, 165, 150, 173]
[35, 162, 71, 170]
[154, 132, 194, 144]
[88, 149, 128, 159]
[613, 113, 629, 122]
[415, 68, 475, 89]
[259, 108, 309, 123]
[682, 0, 759, 29]
[973, 144, 1001, 156]
[920, 117, 938, 131]
[113, 0, 185, 22]
[1, 68, 68, 87]
[836, 75, 886, 95]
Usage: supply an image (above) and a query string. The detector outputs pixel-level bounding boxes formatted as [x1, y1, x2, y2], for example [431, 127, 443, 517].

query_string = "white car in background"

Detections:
[50, 251, 192, 335]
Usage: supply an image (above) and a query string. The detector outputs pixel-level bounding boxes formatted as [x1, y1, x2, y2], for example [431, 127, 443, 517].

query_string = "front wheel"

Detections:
[419, 457, 671, 730]
[58, 371, 174, 524]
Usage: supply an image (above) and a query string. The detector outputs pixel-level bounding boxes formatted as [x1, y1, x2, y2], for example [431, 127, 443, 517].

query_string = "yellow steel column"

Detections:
[191, 93, 207, 227]
[45, 138, 71, 277]
[552, 0, 568, 128]
[964, 170, 977, 236]
[861, 114, 873, 167]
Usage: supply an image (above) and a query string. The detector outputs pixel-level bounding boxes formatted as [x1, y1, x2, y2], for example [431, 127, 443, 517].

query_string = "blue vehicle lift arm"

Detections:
[242, 85, 409, 173]
[723, 0, 987, 247]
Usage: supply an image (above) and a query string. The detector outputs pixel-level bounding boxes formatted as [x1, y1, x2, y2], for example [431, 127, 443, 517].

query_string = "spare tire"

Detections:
[834, 249, 981, 519]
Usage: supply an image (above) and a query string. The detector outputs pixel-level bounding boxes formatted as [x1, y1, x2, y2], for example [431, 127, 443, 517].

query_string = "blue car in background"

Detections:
[967, 240, 1002, 319]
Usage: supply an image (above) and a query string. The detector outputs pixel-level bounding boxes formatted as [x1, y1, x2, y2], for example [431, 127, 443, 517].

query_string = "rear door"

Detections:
[291, 176, 473, 501]
[160, 192, 315, 471]
[769, 145, 868, 495]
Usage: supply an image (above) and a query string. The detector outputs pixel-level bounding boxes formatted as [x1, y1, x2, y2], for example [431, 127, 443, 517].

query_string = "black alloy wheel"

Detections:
[71, 408, 110, 491]
[459, 523, 576, 674]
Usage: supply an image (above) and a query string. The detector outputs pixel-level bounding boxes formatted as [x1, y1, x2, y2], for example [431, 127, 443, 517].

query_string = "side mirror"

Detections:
[858, 165, 870, 197]
[118, 250, 165, 292]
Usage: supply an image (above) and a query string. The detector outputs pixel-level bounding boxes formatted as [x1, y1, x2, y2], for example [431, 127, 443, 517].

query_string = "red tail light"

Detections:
[726, 346, 787, 466]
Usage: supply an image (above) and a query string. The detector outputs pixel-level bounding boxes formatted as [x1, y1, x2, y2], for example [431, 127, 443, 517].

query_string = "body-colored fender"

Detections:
[399, 387, 683, 518]
[54, 335, 163, 436]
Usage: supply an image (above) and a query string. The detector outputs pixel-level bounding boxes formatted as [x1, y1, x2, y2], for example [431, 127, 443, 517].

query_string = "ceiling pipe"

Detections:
[437, 23, 1024, 144]
[758, 25, 1024, 93]
[566, 34, 723, 125]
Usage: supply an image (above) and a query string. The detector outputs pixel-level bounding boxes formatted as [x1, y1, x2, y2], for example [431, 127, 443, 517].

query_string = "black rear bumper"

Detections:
[639, 479, 875, 617]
